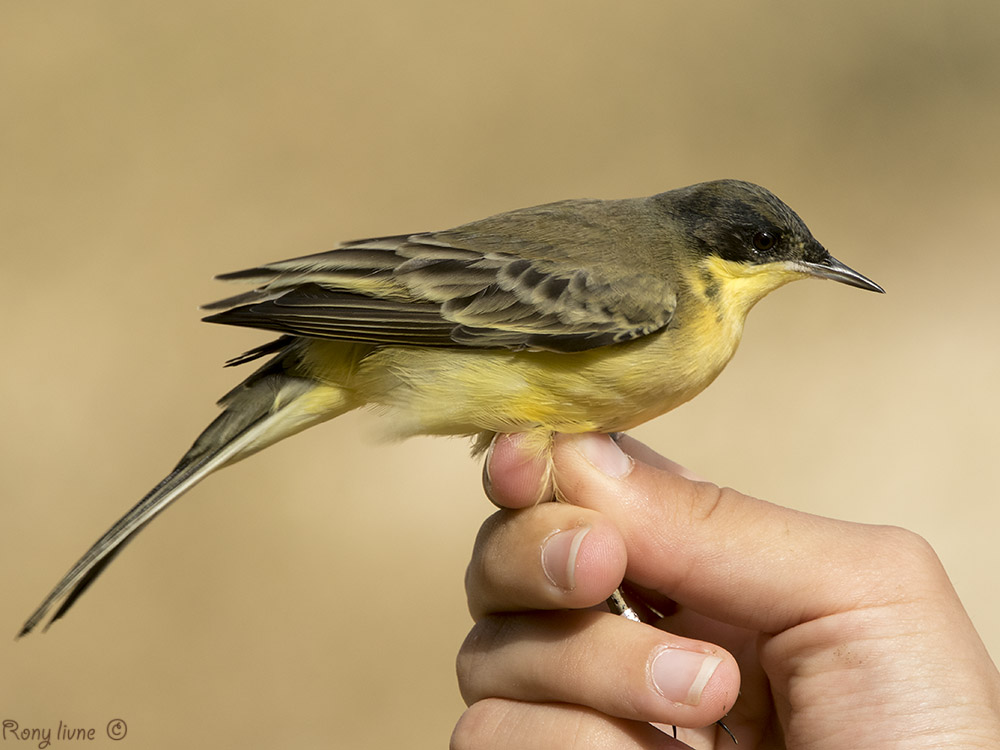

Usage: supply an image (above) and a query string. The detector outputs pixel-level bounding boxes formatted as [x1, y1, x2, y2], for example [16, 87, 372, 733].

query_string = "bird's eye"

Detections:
[752, 230, 779, 252]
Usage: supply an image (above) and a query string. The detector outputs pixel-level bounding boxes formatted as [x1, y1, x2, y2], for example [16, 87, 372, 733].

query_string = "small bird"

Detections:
[19, 179, 883, 636]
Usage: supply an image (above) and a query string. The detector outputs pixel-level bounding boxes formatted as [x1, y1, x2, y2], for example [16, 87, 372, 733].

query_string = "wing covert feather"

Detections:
[204, 228, 677, 353]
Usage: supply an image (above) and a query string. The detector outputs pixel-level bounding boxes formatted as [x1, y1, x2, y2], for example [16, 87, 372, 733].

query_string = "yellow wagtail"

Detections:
[19, 179, 883, 636]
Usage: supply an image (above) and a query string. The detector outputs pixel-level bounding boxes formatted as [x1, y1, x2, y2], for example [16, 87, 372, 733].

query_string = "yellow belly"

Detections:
[327, 300, 746, 439]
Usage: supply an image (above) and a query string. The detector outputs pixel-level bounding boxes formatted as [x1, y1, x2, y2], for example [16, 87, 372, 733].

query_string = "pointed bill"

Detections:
[794, 254, 885, 293]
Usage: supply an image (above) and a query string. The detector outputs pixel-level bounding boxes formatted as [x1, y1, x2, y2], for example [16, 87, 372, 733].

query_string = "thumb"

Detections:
[550, 432, 916, 633]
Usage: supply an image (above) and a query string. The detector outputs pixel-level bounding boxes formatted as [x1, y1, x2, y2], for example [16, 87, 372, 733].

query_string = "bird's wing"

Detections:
[203, 232, 677, 353]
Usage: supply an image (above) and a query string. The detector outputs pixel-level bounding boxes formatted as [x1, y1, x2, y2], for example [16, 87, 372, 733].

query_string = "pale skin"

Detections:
[453, 432, 1000, 749]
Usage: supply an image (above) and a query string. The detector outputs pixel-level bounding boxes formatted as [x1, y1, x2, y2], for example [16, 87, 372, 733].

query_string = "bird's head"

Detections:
[657, 179, 884, 313]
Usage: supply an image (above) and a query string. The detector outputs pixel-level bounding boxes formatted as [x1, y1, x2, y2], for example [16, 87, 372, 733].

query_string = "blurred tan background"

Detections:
[3, 1, 999, 747]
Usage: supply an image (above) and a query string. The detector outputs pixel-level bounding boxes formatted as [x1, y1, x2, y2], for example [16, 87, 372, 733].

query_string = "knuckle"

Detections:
[689, 481, 729, 522]
[465, 511, 513, 618]
[450, 699, 510, 750]
[870, 524, 944, 582]
[455, 615, 513, 703]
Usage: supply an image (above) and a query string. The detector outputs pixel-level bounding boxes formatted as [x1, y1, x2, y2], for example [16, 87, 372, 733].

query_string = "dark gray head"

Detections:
[655, 179, 884, 292]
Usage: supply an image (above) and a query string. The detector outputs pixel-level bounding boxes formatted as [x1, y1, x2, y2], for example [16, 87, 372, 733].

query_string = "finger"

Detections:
[452, 699, 693, 750]
[457, 610, 740, 730]
[551, 432, 938, 631]
[482, 431, 701, 508]
[613, 433, 707, 481]
[483, 432, 554, 508]
[466, 504, 626, 619]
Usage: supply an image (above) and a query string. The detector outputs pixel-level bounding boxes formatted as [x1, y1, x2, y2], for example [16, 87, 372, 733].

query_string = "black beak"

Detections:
[796, 254, 885, 293]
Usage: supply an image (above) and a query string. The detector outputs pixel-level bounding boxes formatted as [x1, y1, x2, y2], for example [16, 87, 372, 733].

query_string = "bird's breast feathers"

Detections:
[298, 295, 746, 440]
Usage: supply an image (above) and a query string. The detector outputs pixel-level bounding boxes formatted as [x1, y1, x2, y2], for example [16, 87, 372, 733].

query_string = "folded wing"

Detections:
[204, 231, 677, 354]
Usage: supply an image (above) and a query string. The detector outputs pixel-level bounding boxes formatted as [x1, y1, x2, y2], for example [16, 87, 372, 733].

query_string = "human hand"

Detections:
[452, 432, 1000, 749]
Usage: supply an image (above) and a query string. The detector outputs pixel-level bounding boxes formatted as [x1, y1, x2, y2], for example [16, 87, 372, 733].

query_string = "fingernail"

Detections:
[482, 433, 499, 500]
[650, 648, 723, 706]
[541, 525, 591, 590]
[567, 433, 633, 478]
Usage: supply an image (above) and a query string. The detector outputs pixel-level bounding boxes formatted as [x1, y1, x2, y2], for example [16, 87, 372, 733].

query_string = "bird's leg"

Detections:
[606, 588, 643, 622]
[606, 583, 664, 622]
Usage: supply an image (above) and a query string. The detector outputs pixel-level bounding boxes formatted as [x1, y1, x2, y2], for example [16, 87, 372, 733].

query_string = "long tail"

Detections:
[19, 344, 353, 636]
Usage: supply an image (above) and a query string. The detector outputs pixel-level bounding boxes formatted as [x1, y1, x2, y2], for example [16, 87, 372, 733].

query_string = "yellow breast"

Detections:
[352, 304, 743, 439]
